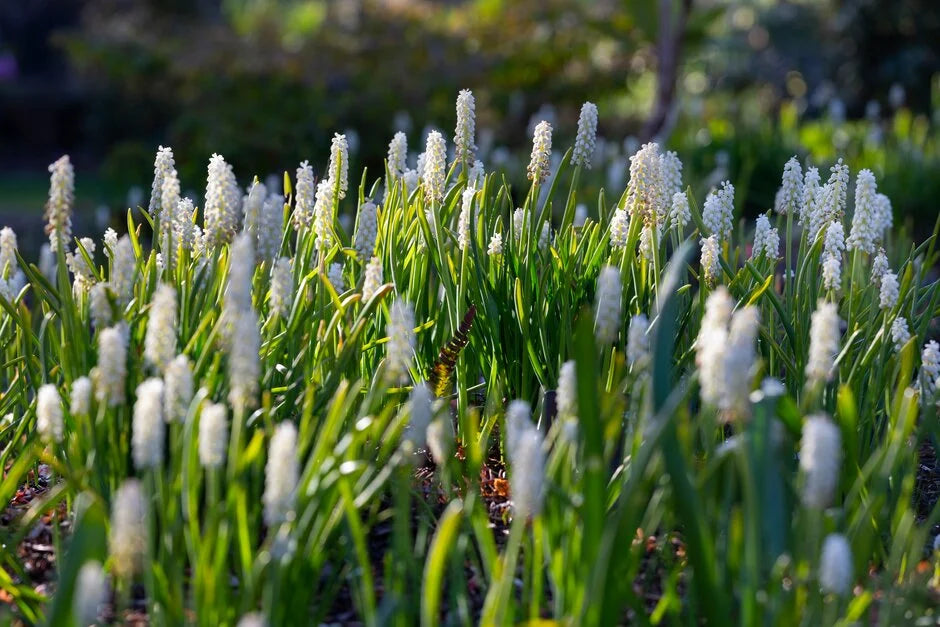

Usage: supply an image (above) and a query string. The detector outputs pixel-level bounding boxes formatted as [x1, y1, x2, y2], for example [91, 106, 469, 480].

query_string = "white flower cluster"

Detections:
[557, 361, 577, 420]
[487, 231, 503, 256]
[37, 383, 64, 443]
[362, 256, 383, 302]
[454, 89, 476, 164]
[144, 283, 177, 373]
[806, 300, 840, 386]
[700, 235, 721, 285]
[819, 534, 853, 595]
[164, 354, 194, 423]
[45, 155, 74, 251]
[132, 378, 165, 469]
[402, 382, 432, 452]
[354, 200, 379, 259]
[890, 316, 911, 352]
[293, 161, 316, 229]
[74, 561, 108, 625]
[609, 209, 630, 249]
[625, 143, 667, 227]
[228, 310, 261, 410]
[150, 146, 180, 232]
[799, 166, 821, 226]
[424, 131, 447, 205]
[879, 271, 899, 310]
[799, 413, 842, 508]
[505, 400, 545, 518]
[695, 288, 759, 413]
[203, 153, 241, 248]
[627, 313, 650, 370]
[751, 214, 779, 259]
[329, 133, 349, 200]
[571, 102, 598, 168]
[110, 479, 147, 577]
[313, 178, 335, 253]
[327, 262, 345, 293]
[670, 192, 690, 231]
[199, 402, 228, 469]
[870, 248, 889, 285]
[70, 376, 92, 416]
[777, 156, 803, 215]
[387, 132, 408, 179]
[66, 237, 97, 295]
[94, 324, 128, 406]
[702, 181, 735, 241]
[846, 169, 878, 253]
[256, 195, 284, 262]
[527, 121, 553, 184]
[809, 159, 849, 241]
[269, 257, 293, 319]
[0, 227, 26, 301]
[594, 265, 622, 344]
[386, 300, 416, 382]
[919, 340, 940, 397]
[457, 188, 475, 252]
[264, 421, 299, 525]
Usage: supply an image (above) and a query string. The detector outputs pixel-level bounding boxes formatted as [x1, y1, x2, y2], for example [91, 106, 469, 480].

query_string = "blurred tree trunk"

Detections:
[642, 0, 692, 143]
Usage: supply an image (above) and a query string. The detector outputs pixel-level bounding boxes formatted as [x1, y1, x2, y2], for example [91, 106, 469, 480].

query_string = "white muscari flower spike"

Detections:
[228, 310, 260, 410]
[423, 131, 447, 205]
[327, 262, 345, 293]
[45, 155, 74, 250]
[873, 192, 892, 236]
[638, 226, 655, 261]
[811, 159, 850, 240]
[149, 146, 178, 226]
[354, 200, 378, 259]
[312, 178, 335, 253]
[572, 102, 598, 168]
[557, 361, 577, 420]
[751, 214, 779, 259]
[256, 194, 284, 262]
[696, 287, 733, 408]
[700, 235, 721, 286]
[164, 355, 193, 423]
[625, 142, 666, 226]
[920, 340, 940, 396]
[468, 159, 485, 188]
[225, 234, 254, 315]
[538, 222, 550, 251]
[627, 314, 650, 370]
[132, 378, 165, 469]
[39, 243, 56, 283]
[362, 256, 383, 302]
[454, 89, 476, 164]
[237, 613, 268, 627]
[660, 150, 683, 200]
[819, 534, 853, 595]
[174, 198, 196, 254]
[670, 192, 690, 230]
[402, 168, 419, 192]
[609, 209, 629, 249]
[823, 221, 845, 258]
[387, 132, 408, 178]
[403, 382, 432, 451]
[510, 426, 545, 518]
[457, 188, 474, 251]
[513, 208, 526, 242]
[66, 237, 97, 294]
[37, 384, 64, 443]
[871, 248, 889, 285]
[847, 169, 878, 253]
[110, 235, 136, 307]
[594, 265, 622, 344]
[879, 271, 899, 310]
[89, 284, 112, 329]
[821, 254, 842, 292]
[269, 257, 293, 319]
[329, 133, 349, 200]
[144, 284, 177, 373]
[203, 153, 241, 248]
[95, 325, 127, 406]
[702, 181, 735, 241]
[103, 227, 118, 256]
[890, 316, 911, 352]
[799, 413, 842, 508]
[386, 300, 416, 382]
[426, 417, 452, 465]
[504, 400, 532, 459]
[264, 421, 298, 525]
[806, 300, 840, 385]
[0, 227, 23, 283]
[527, 120, 553, 184]
[800, 165, 821, 226]
[70, 376, 92, 416]
[109, 479, 147, 578]
[74, 561, 108, 626]
[293, 161, 316, 229]
[487, 231, 503, 256]
[720, 306, 760, 413]
[198, 402, 228, 469]
[778, 156, 803, 215]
